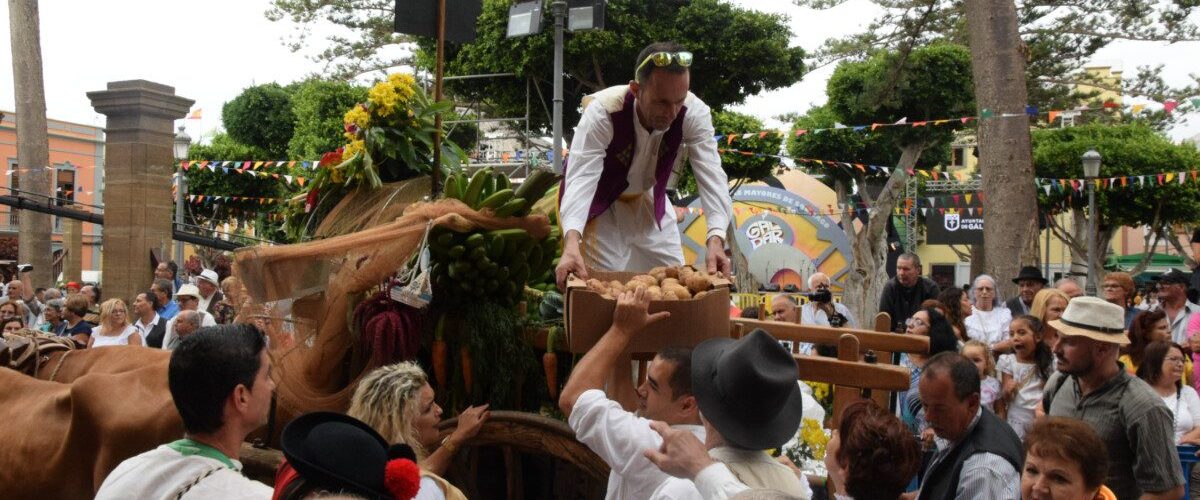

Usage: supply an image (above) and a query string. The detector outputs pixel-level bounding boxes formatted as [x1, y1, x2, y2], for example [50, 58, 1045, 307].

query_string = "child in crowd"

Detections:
[962, 340, 999, 412]
[996, 315, 1052, 439]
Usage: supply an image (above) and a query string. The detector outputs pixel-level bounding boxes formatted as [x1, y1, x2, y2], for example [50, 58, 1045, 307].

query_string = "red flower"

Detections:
[320, 149, 343, 168]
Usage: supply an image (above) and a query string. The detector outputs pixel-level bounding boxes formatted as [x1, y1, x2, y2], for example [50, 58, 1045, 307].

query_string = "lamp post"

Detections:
[173, 125, 191, 264]
[1082, 149, 1101, 296]
[507, 0, 604, 173]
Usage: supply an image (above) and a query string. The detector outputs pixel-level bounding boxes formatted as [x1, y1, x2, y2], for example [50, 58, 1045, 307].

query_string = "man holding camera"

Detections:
[801, 273, 856, 330]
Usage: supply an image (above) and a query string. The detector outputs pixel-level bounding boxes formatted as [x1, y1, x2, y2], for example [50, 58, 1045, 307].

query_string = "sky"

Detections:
[2, 0, 1198, 145]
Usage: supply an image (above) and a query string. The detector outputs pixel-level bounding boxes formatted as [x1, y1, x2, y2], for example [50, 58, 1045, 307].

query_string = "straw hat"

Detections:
[1047, 296, 1129, 345]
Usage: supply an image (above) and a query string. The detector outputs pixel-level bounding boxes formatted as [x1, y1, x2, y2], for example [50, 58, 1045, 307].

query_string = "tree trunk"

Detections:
[1069, 208, 1089, 279]
[970, 244, 987, 284]
[964, 0, 1038, 299]
[841, 145, 924, 325]
[9, 0, 53, 288]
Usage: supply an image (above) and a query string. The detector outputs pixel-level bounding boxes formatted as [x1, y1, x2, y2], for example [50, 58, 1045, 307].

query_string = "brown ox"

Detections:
[0, 346, 182, 499]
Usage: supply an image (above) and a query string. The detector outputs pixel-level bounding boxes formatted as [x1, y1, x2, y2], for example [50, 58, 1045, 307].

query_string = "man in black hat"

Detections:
[642, 329, 808, 499]
[276, 412, 422, 499]
[1005, 266, 1047, 315]
[1151, 269, 1200, 344]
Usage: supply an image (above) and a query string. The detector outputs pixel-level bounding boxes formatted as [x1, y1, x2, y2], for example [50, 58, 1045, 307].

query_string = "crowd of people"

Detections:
[0, 260, 248, 350]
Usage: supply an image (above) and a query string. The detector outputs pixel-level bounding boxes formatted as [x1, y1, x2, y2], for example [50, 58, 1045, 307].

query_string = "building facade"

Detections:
[0, 111, 104, 280]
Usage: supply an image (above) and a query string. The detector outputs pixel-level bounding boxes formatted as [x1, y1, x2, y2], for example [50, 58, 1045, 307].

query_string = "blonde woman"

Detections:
[87, 298, 142, 348]
[347, 362, 489, 500]
[1029, 288, 1070, 349]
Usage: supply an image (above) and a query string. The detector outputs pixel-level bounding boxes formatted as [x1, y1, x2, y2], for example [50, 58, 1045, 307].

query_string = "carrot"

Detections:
[432, 315, 448, 388]
[544, 352, 558, 400]
[544, 326, 559, 399]
[461, 345, 473, 395]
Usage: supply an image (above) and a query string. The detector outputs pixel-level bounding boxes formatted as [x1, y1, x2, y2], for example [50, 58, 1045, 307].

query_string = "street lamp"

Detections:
[1082, 149, 1101, 296]
[506, 0, 604, 173]
[173, 125, 191, 264]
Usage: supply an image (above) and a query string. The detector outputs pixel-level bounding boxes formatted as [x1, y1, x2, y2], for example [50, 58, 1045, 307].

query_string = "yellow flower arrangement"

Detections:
[784, 417, 830, 465]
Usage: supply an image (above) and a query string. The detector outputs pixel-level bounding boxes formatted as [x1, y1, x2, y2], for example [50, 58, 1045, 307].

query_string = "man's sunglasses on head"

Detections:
[636, 51, 693, 82]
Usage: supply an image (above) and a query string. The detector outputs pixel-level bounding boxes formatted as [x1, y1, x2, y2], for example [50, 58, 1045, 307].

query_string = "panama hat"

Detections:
[1047, 296, 1129, 345]
[196, 269, 220, 286]
[691, 329, 803, 450]
[175, 284, 202, 300]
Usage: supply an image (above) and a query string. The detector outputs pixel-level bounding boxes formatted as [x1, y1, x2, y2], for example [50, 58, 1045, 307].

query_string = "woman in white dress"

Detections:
[965, 274, 1013, 352]
[87, 298, 142, 348]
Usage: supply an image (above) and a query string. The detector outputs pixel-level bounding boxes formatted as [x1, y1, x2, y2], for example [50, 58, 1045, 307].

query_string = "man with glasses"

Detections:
[1150, 269, 1200, 344]
[161, 284, 217, 350]
[556, 42, 733, 288]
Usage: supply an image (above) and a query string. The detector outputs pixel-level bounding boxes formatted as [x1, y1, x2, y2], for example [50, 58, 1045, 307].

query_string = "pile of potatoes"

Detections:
[584, 265, 719, 300]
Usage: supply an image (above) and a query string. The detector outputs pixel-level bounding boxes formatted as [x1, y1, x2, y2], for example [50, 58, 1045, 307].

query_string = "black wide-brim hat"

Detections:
[281, 411, 417, 499]
[692, 329, 803, 450]
[1012, 266, 1048, 285]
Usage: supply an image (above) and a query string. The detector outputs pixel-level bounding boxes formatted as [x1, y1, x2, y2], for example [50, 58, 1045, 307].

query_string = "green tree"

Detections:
[288, 78, 368, 159]
[185, 132, 301, 243]
[270, 0, 805, 134]
[787, 43, 974, 322]
[223, 83, 295, 159]
[1034, 123, 1200, 276]
[678, 111, 783, 196]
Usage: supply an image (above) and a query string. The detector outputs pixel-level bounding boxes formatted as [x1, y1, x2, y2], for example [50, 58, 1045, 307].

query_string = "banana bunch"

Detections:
[443, 167, 560, 218]
[431, 167, 563, 307]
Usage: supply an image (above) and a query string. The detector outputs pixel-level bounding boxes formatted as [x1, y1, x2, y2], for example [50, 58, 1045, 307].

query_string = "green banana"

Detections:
[493, 197, 529, 217]
[478, 189, 515, 210]
[442, 174, 460, 199]
[463, 169, 489, 207]
[455, 173, 468, 200]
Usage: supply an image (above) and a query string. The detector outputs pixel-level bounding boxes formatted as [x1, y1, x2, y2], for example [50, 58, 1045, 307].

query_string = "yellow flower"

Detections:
[798, 418, 829, 460]
[388, 73, 417, 101]
[343, 139, 365, 159]
[343, 106, 370, 131]
[369, 81, 400, 117]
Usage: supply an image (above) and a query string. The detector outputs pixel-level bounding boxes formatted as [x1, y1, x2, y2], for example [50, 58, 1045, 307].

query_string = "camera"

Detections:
[806, 289, 832, 303]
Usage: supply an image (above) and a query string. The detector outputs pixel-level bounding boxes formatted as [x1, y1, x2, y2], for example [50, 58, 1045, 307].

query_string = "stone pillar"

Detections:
[88, 81, 192, 304]
[61, 208, 82, 283]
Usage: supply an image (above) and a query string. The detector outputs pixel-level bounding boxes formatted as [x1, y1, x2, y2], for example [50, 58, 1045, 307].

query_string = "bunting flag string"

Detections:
[716, 148, 982, 181]
[177, 159, 321, 171]
[1035, 169, 1200, 194]
[716, 96, 1200, 143]
[187, 194, 284, 206]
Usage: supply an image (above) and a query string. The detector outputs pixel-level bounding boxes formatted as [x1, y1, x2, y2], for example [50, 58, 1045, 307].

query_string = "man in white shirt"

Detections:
[643, 329, 810, 499]
[555, 41, 733, 288]
[559, 286, 704, 499]
[798, 273, 857, 356]
[162, 284, 217, 350]
[96, 324, 275, 499]
[131, 290, 168, 348]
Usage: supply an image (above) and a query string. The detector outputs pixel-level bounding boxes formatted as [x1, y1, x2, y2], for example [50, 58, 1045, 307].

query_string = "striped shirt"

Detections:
[924, 408, 1021, 500]
[1045, 368, 1184, 499]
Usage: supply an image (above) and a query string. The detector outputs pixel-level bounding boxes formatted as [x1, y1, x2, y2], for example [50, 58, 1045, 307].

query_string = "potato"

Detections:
[645, 288, 664, 301]
[646, 285, 662, 296]
[694, 290, 709, 299]
[662, 284, 691, 300]
[661, 278, 680, 288]
[586, 278, 607, 294]
[684, 274, 712, 294]
[630, 275, 658, 288]
[664, 267, 680, 279]
[660, 291, 679, 301]
[609, 280, 625, 293]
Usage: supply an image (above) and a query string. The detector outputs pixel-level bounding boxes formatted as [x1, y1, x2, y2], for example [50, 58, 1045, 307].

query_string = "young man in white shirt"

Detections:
[559, 286, 705, 499]
[96, 324, 275, 499]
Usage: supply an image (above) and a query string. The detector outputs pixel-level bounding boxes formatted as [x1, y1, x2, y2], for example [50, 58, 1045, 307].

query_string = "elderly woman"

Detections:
[1029, 288, 1070, 349]
[38, 298, 67, 336]
[1103, 271, 1138, 328]
[1137, 341, 1200, 445]
[823, 400, 920, 500]
[965, 274, 1013, 351]
[346, 362, 490, 499]
[1022, 417, 1115, 499]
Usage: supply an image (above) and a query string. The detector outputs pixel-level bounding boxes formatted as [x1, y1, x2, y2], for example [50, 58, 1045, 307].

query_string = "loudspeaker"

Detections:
[394, 0, 483, 43]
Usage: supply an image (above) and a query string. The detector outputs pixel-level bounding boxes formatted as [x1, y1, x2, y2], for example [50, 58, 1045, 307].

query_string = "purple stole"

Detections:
[562, 90, 688, 229]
